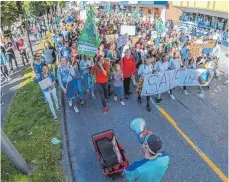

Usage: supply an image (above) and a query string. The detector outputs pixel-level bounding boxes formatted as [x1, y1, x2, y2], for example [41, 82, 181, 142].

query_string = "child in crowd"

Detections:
[112, 64, 125, 106]
[32, 53, 46, 78]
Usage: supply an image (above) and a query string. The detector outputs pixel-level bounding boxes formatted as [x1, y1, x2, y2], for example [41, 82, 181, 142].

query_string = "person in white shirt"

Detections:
[169, 51, 189, 95]
[212, 41, 221, 60]
[137, 56, 154, 112]
[155, 54, 175, 103]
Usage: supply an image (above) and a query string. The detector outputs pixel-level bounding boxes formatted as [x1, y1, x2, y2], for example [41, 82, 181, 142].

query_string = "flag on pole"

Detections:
[77, 8, 101, 57]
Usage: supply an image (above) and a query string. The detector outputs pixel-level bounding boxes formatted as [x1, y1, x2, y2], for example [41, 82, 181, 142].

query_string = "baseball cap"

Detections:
[146, 134, 162, 154]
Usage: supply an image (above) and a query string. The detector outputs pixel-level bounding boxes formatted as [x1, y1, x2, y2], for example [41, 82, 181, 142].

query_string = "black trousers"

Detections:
[20, 50, 29, 66]
[123, 77, 131, 95]
[96, 82, 108, 108]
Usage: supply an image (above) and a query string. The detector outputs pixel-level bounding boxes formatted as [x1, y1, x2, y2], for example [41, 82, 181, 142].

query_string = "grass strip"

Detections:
[1, 34, 64, 182]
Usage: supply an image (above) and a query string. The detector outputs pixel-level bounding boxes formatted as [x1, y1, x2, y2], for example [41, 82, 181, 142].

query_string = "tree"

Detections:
[1, 1, 21, 28]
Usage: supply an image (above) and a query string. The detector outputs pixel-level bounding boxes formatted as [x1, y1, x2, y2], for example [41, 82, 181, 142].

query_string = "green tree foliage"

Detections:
[1, 1, 21, 27]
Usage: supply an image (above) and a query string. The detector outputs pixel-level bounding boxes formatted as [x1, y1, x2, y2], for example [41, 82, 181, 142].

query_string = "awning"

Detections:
[120, 1, 168, 6]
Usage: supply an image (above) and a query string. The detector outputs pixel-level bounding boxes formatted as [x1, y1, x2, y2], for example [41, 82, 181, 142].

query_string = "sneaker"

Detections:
[120, 101, 125, 106]
[146, 104, 151, 112]
[184, 90, 188, 95]
[68, 99, 73, 107]
[114, 96, 118, 101]
[1, 101, 4, 106]
[170, 94, 175, 100]
[1, 93, 4, 97]
[86, 89, 90, 95]
[54, 116, 58, 121]
[199, 89, 204, 93]
[57, 107, 60, 111]
[138, 96, 142, 104]
[80, 99, 84, 105]
[156, 98, 162, 103]
[103, 107, 108, 114]
[125, 95, 129, 99]
[127, 92, 132, 95]
[92, 94, 96, 99]
[73, 106, 79, 113]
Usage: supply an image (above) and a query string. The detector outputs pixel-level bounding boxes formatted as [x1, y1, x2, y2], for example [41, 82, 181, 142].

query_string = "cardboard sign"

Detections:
[120, 25, 136, 36]
[38, 77, 53, 90]
[203, 40, 216, 49]
[105, 34, 118, 43]
[131, 36, 139, 45]
[117, 35, 128, 48]
[141, 69, 214, 96]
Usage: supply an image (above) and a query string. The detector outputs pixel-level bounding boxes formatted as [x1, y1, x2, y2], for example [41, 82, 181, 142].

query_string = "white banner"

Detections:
[141, 69, 214, 96]
[120, 25, 136, 36]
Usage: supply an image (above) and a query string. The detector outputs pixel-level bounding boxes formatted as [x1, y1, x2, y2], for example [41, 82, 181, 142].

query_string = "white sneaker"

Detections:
[86, 89, 90, 95]
[184, 90, 188, 95]
[170, 94, 175, 100]
[92, 93, 96, 99]
[114, 96, 118, 101]
[68, 99, 72, 107]
[54, 115, 58, 120]
[73, 106, 79, 113]
[7, 77, 11, 82]
[120, 101, 125, 106]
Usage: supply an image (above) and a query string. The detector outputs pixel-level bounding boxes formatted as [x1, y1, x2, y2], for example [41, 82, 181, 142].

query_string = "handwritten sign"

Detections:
[141, 69, 214, 96]
[189, 44, 202, 58]
[105, 34, 118, 43]
[117, 35, 128, 48]
[131, 36, 139, 45]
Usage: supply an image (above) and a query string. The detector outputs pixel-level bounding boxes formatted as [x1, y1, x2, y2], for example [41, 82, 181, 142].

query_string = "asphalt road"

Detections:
[63, 47, 228, 182]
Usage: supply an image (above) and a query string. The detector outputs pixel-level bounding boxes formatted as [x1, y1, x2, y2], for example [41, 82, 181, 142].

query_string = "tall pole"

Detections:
[1, 129, 32, 174]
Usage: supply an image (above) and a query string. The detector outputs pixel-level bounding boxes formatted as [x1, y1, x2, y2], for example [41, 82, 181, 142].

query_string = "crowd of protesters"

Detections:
[1, 5, 222, 118]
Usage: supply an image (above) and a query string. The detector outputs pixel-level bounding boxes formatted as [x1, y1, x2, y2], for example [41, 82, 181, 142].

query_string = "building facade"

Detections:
[172, 1, 228, 30]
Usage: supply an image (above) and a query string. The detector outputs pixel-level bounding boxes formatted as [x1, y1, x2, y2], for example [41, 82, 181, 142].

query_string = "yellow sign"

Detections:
[105, 34, 118, 43]
[203, 40, 216, 49]
[131, 36, 139, 45]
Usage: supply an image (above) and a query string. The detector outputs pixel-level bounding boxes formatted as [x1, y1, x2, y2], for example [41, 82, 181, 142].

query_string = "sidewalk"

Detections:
[1, 35, 42, 125]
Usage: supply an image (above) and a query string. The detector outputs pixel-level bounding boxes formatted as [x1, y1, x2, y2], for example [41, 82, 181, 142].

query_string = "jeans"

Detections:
[7, 53, 18, 70]
[123, 77, 131, 95]
[96, 83, 108, 108]
[113, 86, 124, 99]
[73, 79, 83, 99]
[43, 87, 59, 118]
[0, 65, 9, 78]
[83, 73, 94, 93]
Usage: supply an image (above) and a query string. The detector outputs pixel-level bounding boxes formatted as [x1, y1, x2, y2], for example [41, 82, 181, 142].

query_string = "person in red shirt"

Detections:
[16, 35, 29, 66]
[91, 55, 110, 114]
[120, 49, 136, 99]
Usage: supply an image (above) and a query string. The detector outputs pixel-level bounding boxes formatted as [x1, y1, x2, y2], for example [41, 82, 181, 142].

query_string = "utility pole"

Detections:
[1, 129, 32, 174]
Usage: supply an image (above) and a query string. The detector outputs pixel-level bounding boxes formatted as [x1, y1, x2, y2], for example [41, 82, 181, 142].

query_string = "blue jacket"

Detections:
[36, 72, 56, 92]
[32, 60, 46, 75]
[58, 47, 72, 59]
[124, 152, 169, 182]
[57, 65, 73, 89]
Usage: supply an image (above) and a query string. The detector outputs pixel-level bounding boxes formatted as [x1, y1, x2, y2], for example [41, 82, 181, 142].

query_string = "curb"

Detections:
[59, 90, 75, 182]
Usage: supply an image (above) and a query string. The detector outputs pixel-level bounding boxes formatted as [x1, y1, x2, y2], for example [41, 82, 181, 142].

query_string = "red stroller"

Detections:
[92, 129, 129, 177]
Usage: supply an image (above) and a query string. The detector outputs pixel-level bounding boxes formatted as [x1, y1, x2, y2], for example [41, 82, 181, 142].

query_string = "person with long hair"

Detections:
[106, 43, 121, 64]
[91, 55, 110, 114]
[137, 56, 154, 112]
[70, 56, 84, 105]
[57, 57, 79, 113]
[36, 65, 59, 120]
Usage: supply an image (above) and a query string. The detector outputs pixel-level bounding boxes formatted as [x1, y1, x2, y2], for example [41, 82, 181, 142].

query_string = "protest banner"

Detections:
[117, 35, 128, 48]
[38, 77, 53, 91]
[141, 69, 214, 96]
[105, 34, 118, 43]
[131, 36, 139, 45]
[78, 8, 101, 57]
[120, 25, 136, 36]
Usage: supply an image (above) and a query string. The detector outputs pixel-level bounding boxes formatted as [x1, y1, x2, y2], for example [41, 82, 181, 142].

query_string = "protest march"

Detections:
[1, 2, 227, 182]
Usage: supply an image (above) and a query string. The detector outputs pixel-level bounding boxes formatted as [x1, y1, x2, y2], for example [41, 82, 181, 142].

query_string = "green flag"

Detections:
[77, 8, 101, 57]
